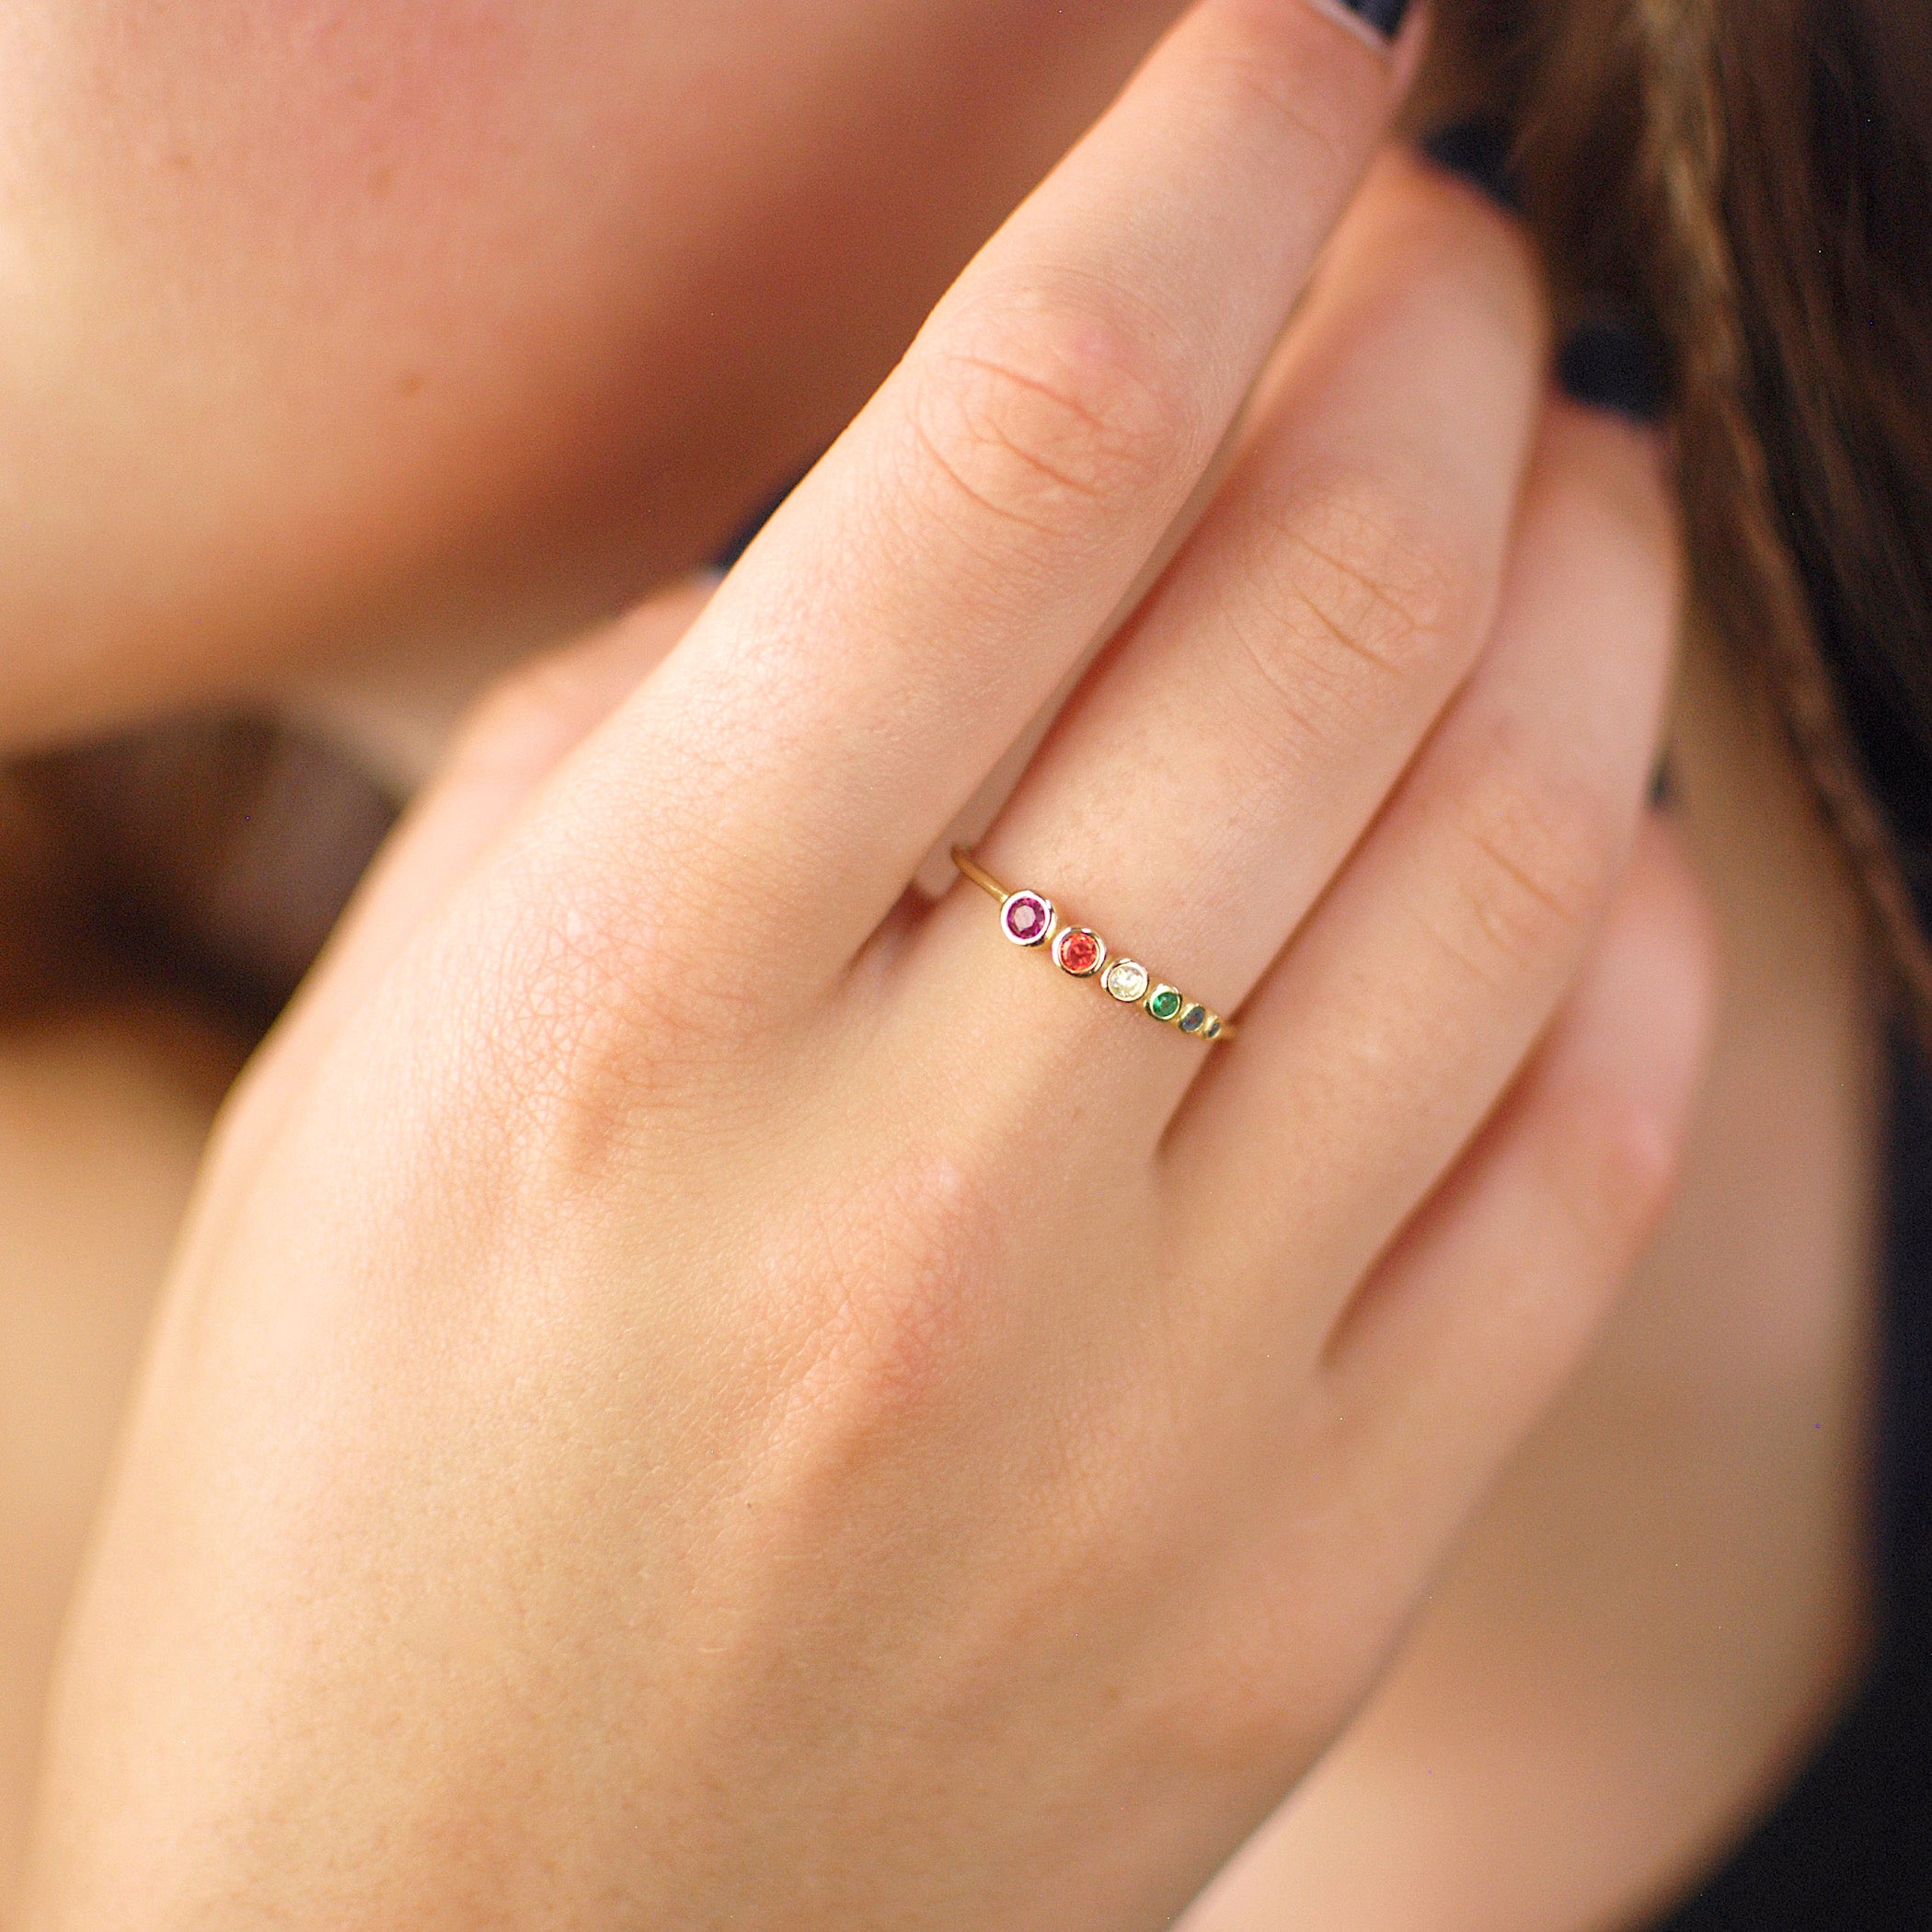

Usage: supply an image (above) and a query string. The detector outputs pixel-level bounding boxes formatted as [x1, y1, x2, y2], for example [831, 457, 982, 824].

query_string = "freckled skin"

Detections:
[0, 0, 1182, 751]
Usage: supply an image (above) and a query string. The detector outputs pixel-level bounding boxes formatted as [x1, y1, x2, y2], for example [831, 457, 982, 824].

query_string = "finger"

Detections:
[1316, 813, 1716, 1546]
[523, 0, 1422, 990]
[252, 578, 713, 1098]
[904, 146, 1546, 1136]
[1168, 399, 1681, 1335]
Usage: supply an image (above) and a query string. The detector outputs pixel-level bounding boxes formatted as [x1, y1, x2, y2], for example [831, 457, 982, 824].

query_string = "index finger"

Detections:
[542, 0, 1423, 987]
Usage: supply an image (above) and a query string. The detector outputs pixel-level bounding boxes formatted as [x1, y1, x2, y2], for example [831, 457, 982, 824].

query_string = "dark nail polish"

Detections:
[1558, 316, 1671, 425]
[1333, 0, 1413, 38]
[1421, 118, 1523, 214]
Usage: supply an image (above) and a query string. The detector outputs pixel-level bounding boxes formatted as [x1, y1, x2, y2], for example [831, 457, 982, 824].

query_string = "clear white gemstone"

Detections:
[1104, 959, 1149, 1003]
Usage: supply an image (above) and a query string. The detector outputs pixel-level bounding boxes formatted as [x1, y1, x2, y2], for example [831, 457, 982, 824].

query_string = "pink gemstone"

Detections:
[1001, 891, 1052, 946]
[1055, 928, 1102, 977]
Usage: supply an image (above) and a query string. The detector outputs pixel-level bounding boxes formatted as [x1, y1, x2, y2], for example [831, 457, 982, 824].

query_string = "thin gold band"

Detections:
[952, 847, 1012, 904]
[950, 845, 1236, 1043]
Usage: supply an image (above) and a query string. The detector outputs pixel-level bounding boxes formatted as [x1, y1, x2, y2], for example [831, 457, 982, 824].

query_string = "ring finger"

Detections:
[901, 149, 1547, 1137]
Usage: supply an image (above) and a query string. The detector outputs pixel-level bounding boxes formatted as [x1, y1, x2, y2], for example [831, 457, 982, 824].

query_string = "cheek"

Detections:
[9, 3, 659, 367]
[0, 3, 735, 709]
[6, 6, 672, 490]
[0, 0, 1183, 745]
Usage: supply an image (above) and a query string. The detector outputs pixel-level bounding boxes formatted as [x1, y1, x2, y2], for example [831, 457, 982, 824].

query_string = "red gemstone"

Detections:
[1001, 891, 1052, 946]
[1055, 928, 1102, 976]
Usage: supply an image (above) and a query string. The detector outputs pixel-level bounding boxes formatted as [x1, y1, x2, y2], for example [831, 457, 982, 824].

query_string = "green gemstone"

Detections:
[1146, 984, 1183, 1023]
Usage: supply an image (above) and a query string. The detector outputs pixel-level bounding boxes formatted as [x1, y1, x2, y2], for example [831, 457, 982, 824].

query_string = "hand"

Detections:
[25, 3, 1713, 1925]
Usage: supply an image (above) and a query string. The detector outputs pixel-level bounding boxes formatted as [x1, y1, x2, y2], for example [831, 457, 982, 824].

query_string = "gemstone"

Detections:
[1103, 958, 1149, 1004]
[1178, 1003, 1207, 1035]
[1001, 891, 1053, 947]
[1146, 984, 1184, 1023]
[1053, 926, 1105, 977]
[1202, 1015, 1223, 1041]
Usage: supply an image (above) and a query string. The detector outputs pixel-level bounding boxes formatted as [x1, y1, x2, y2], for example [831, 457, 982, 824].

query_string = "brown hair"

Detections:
[1, 719, 394, 1033]
[1423, 0, 1932, 1027]
[7, 0, 1932, 1044]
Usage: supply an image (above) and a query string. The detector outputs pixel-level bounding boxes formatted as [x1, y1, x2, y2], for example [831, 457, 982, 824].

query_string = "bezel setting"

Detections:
[950, 848, 1229, 1043]
[1145, 983, 1185, 1024]
[1052, 926, 1107, 978]
[999, 890, 1055, 948]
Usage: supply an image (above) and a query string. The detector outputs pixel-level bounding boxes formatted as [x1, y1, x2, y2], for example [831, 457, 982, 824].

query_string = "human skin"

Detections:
[0, 0, 1186, 758]
[14, 1, 1729, 1923]
[0, 648, 1869, 1930]
[1186, 631, 1879, 1930]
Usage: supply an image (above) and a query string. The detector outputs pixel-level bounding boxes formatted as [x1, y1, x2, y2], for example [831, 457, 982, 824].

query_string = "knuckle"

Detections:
[466, 864, 759, 1175]
[1241, 479, 1485, 715]
[1551, 1069, 1687, 1249]
[1192, 40, 1352, 184]
[1546, 886, 1717, 1244]
[907, 291, 1197, 542]
[771, 1153, 1007, 1449]
[485, 888, 672, 1114]
[1441, 735, 1618, 981]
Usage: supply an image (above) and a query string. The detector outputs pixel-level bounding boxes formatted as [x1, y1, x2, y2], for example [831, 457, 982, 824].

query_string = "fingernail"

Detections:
[1558, 315, 1671, 425]
[1420, 117, 1522, 213]
[1307, 0, 1413, 42]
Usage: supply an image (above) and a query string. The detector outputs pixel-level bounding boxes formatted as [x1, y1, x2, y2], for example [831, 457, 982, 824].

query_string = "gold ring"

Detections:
[951, 847, 1236, 1042]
